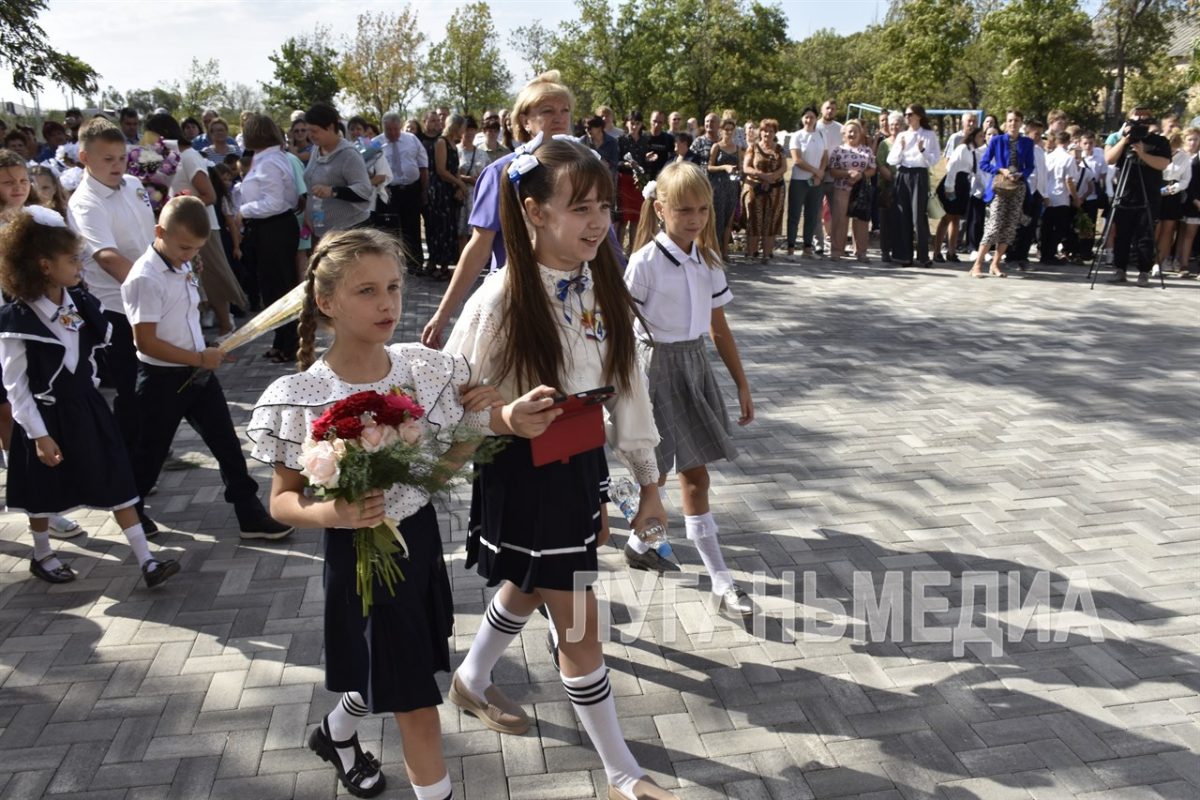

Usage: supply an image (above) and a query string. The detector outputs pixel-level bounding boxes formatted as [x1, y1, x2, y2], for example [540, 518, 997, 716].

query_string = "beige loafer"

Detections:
[448, 672, 531, 735]
[607, 776, 678, 799]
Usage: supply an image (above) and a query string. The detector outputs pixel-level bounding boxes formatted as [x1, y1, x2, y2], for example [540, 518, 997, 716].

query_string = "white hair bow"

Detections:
[26, 205, 67, 228]
[507, 153, 541, 183]
[642, 180, 657, 200]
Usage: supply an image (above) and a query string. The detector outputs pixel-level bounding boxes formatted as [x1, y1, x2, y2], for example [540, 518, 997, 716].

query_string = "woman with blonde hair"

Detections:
[742, 118, 786, 263]
[422, 70, 575, 347]
[828, 119, 877, 262]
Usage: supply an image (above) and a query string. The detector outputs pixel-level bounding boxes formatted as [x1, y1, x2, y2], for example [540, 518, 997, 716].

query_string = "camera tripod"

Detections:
[1088, 149, 1164, 289]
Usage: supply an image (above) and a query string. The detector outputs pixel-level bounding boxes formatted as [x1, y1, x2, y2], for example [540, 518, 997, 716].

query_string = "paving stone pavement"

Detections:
[1, 251, 1198, 800]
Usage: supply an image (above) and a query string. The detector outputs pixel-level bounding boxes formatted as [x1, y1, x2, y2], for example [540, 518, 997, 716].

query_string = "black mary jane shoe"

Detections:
[30, 554, 77, 584]
[308, 718, 386, 798]
[142, 558, 181, 589]
[623, 541, 681, 574]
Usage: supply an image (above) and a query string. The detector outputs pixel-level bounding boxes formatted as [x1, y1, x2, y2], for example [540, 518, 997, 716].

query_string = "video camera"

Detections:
[1125, 119, 1152, 142]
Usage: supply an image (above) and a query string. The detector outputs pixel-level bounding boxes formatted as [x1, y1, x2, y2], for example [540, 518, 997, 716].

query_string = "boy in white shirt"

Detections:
[67, 118, 154, 454]
[1041, 131, 1080, 264]
[122, 196, 293, 540]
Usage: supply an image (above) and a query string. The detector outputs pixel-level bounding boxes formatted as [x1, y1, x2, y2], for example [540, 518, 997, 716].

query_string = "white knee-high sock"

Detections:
[121, 523, 154, 568]
[458, 596, 531, 698]
[30, 529, 63, 571]
[686, 513, 732, 595]
[412, 774, 453, 799]
[324, 692, 379, 789]
[562, 664, 642, 795]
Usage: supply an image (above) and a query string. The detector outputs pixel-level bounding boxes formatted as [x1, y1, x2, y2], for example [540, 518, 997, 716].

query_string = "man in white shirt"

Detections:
[67, 118, 155, 454]
[815, 99, 843, 252]
[945, 112, 978, 155]
[374, 112, 430, 272]
[1040, 131, 1080, 264]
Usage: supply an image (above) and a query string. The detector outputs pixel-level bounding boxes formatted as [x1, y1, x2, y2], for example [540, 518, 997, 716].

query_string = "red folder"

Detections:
[530, 387, 614, 466]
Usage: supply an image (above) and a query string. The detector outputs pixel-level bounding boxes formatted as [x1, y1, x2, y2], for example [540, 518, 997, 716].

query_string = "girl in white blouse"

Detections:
[247, 229, 553, 800]
[628, 162, 755, 616]
[445, 138, 678, 800]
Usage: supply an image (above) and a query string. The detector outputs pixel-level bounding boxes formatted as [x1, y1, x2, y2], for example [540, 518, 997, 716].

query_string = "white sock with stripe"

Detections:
[412, 773, 453, 799]
[562, 664, 642, 795]
[458, 596, 531, 699]
[324, 692, 378, 790]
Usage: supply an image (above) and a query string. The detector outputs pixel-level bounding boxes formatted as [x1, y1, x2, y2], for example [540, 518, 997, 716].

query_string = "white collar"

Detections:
[32, 291, 77, 323]
[653, 231, 701, 266]
[538, 262, 591, 294]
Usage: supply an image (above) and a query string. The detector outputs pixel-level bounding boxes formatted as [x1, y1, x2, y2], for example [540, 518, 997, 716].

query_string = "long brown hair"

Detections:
[497, 138, 640, 393]
[296, 228, 407, 370]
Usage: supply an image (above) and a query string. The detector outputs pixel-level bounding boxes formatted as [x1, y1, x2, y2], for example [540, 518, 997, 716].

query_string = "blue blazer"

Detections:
[980, 134, 1035, 203]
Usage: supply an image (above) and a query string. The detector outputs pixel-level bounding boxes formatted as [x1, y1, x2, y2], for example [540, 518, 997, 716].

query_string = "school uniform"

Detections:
[248, 343, 493, 712]
[121, 245, 261, 521]
[67, 171, 155, 452]
[1041, 147, 1080, 263]
[447, 264, 660, 592]
[0, 287, 139, 515]
[937, 143, 975, 217]
[625, 232, 737, 476]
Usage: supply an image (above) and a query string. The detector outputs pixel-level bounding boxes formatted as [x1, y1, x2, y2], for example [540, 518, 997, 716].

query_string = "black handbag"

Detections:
[849, 180, 873, 221]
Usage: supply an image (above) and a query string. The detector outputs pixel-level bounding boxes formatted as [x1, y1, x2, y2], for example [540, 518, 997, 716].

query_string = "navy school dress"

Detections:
[0, 287, 139, 515]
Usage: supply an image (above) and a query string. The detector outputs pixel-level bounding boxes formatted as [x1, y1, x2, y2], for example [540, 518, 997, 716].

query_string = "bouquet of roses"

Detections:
[301, 387, 503, 615]
[127, 140, 180, 214]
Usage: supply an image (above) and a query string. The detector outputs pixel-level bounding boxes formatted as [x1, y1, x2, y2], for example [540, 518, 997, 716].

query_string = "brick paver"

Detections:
[2, 252, 1198, 799]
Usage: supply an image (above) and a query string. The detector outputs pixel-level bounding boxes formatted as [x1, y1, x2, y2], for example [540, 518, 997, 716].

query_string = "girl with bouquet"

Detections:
[446, 138, 680, 800]
[247, 228, 557, 799]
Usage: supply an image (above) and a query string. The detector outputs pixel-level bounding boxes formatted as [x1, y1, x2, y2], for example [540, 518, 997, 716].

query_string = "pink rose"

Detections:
[300, 438, 345, 488]
[359, 424, 399, 453]
[398, 420, 423, 445]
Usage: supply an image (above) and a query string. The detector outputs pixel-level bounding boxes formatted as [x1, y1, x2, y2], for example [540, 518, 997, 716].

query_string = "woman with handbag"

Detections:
[970, 109, 1035, 278]
[742, 119, 786, 263]
[828, 120, 877, 263]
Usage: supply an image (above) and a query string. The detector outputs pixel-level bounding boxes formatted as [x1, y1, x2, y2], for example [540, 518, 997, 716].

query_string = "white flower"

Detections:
[359, 424, 400, 453]
[300, 437, 346, 489]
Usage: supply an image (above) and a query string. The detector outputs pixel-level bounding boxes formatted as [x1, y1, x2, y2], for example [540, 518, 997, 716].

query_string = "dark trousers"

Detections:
[1112, 205, 1156, 273]
[1040, 205, 1073, 262]
[1076, 199, 1102, 258]
[1008, 193, 1042, 262]
[786, 178, 823, 249]
[965, 196, 986, 251]
[244, 212, 300, 358]
[894, 168, 930, 263]
[379, 182, 423, 268]
[133, 364, 260, 516]
[101, 311, 139, 454]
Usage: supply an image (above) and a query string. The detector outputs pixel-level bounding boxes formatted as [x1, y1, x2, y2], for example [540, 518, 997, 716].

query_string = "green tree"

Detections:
[783, 27, 887, 120]
[339, 7, 427, 121]
[426, 2, 512, 115]
[178, 58, 227, 118]
[980, 0, 1104, 123]
[1094, 0, 1185, 124]
[546, 0, 645, 116]
[875, 0, 975, 107]
[263, 28, 340, 112]
[1, 0, 98, 95]
[123, 87, 183, 116]
[1125, 47, 1191, 116]
[510, 21, 555, 80]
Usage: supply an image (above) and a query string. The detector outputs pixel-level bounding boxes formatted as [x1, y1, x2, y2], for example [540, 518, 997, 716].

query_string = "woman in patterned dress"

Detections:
[742, 119, 786, 263]
[425, 115, 469, 280]
[708, 118, 743, 264]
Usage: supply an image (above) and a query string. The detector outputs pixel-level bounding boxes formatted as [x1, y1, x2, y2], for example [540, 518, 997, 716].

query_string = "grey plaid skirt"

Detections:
[643, 336, 738, 475]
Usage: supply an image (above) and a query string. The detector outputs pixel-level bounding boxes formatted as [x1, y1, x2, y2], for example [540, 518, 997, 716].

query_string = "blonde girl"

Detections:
[248, 229, 554, 800]
[445, 138, 680, 800]
[628, 161, 755, 612]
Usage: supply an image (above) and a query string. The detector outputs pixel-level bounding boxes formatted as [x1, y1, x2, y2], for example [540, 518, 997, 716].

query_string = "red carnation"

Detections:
[383, 389, 424, 422]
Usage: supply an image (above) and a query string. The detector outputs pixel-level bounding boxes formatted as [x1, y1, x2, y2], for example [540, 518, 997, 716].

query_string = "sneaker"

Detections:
[1136, 272, 1150, 287]
[237, 513, 294, 541]
[623, 542, 681, 573]
[718, 585, 754, 616]
[141, 558, 180, 589]
[1108, 270, 1128, 284]
[47, 515, 84, 539]
[448, 672, 531, 735]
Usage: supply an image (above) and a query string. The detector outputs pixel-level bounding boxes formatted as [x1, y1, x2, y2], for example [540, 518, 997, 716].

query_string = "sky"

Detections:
[2, 0, 891, 113]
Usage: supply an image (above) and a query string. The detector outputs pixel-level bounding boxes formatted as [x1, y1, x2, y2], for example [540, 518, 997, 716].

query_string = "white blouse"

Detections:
[944, 144, 976, 195]
[446, 263, 661, 485]
[1164, 150, 1192, 195]
[247, 343, 493, 523]
[0, 293, 90, 440]
[887, 128, 941, 169]
[625, 232, 731, 343]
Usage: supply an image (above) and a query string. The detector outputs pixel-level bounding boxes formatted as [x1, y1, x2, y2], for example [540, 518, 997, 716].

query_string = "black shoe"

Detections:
[933, 252, 945, 263]
[946, 253, 960, 263]
[1108, 271, 1128, 284]
[30, 554, 76, 584]
[308, 719, 386, 798]
[546, 628, 560, 672]
[142, 558, 180, 588]
[1136, 272, 1150, 287]
[138, 511, 160, 537]
[237, 513, 294, 541]
[921, 260, 933, 268]
[623, 542, 681, 573]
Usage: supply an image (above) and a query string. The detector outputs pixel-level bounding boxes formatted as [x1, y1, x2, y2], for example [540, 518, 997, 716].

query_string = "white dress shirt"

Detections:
[1045, 147, 1079, 207]
[67, 172, 155, 315]
[372, 132, 428, 186]
[1164, 149, 1192, 195]
[239, 146, 300, 219]
[887, 128, 941, 168]
[0, 294, 87, 440]
[446, 263, 661, 485]
[121, 246, 206, 366]
[1032, 145, 1048, 197]
[625, 232, 732, 343]
[944, 143, 976, 195]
